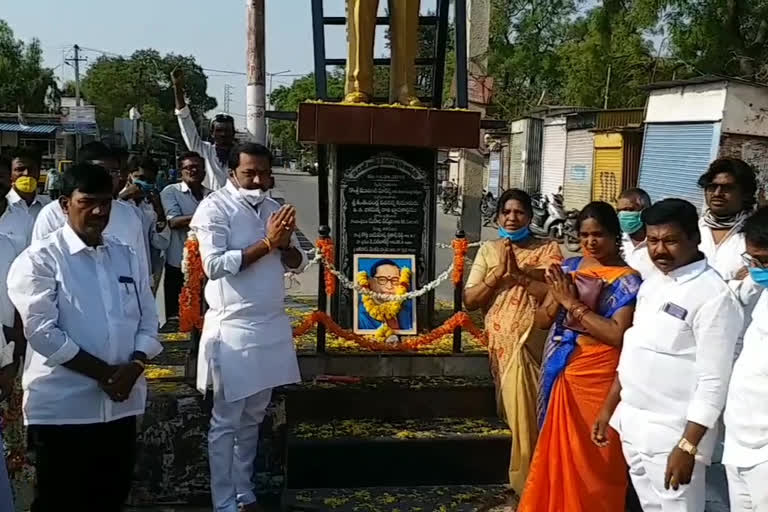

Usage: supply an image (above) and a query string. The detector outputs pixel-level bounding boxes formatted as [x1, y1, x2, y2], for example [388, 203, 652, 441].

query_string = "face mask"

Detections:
[239, 186, 266, 206]
[618, 211, 644, 235]
[133, 179, 155, 193]
[749, 267, 768, 288]
[498, 226, 531, 242]
[14, 176, 37, 194]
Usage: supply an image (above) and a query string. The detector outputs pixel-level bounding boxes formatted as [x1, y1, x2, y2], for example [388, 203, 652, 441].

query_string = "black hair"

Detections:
[0, 155, 10, 174]
[619, 188, 652, 209]
[370, 259, 400, 277]
[61, 163, 114, 198]
[698, 158, 758, 210]
[578, 201, 621, 239]
[211, 113, 235, 131]
[9, 147, 42, 168]
[137, 156, 159, 176]
[178, 151, 204, 168]
[642, 198, 701, 242]
[78, 141, 118, 165]
[496, 188, 533, 218]
[228, 142, 272, 170]
[743, 206, 768, 249]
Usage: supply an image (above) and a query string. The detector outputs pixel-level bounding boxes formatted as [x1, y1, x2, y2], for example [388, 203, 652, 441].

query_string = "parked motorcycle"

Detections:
[563, 209, 581, 252]
[441, 187, 459, 215]
[481, 190, 496, 226]
[530, 191, 567, 241]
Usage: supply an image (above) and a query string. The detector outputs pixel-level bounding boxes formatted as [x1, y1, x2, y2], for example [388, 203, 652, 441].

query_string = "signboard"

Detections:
[61, 106, 97, 135]
[488, 151, 501, 197]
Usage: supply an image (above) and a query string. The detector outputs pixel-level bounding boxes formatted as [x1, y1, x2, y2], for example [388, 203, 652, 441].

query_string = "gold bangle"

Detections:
[263, 237, 273, 251]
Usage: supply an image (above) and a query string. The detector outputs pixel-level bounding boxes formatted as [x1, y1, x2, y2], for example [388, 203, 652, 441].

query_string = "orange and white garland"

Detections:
[357, 267, 411, 341]
[179, 235, 204, 332]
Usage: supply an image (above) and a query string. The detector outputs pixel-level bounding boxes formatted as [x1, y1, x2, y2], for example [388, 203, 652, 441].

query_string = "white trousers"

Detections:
[726, 462, 768, 512]
[209, 362, 272, 512]
[622, 438, 707, 512]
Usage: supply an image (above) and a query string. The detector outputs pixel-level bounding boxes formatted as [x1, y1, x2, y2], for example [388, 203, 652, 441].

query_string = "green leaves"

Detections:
[80, 50, 217, 137]
[0, 19, 58, 113]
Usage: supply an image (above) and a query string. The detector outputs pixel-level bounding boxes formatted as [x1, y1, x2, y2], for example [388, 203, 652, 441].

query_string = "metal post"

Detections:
[73, 45, 82, 107]
[317, 225, 331, 353]
[454, 0, 469, 109]
[247, 0, 267, 143]
[432, 0, 450, 108]
[311, 0, 328, 100]
[453, 229, 465, 353]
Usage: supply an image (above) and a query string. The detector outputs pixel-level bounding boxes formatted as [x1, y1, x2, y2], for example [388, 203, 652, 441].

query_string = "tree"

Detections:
[0, 20, 59, 113]
[81, 50, 216, 137]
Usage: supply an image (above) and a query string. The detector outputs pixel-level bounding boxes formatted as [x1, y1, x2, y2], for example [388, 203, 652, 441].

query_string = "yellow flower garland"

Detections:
[357, 267, 412, 341]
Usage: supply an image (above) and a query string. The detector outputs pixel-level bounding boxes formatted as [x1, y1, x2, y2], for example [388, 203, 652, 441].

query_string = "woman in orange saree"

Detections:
[517, 202, 641, 512]
[464, 189, 562, 496]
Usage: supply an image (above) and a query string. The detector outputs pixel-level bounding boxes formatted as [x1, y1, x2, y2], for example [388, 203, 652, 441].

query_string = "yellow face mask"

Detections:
[14, 176, 37, 194]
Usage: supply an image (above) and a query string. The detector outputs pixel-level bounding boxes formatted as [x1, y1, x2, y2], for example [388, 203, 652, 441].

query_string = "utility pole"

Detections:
[224, 84, 233, 114]
[65, 44, 87, 107]
[246, 0, 266, 144]
[604, 64, 612, 109]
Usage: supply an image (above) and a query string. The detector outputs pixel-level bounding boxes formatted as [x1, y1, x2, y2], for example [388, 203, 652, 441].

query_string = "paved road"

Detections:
[272, 168, 497, 300]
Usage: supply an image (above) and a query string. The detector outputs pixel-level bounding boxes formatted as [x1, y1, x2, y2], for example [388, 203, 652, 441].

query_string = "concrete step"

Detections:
[283, 376, 496, 422]
[286, 417, 511, 489]
[283, 485, 512, 511]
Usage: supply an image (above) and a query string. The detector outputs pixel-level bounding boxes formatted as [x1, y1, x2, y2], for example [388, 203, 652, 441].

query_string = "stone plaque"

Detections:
[331, 147, 437, 330]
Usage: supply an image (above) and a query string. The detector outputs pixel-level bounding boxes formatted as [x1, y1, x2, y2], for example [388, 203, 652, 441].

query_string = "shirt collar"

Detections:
[622, 233, 647, 250]
[61, 223, 104, 255]
[6, 188, 36, 206]
[180, 181, 211, 197]
[664, 257, 707, 284]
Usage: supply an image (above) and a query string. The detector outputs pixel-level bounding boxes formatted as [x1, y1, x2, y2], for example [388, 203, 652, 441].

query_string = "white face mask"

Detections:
[238, 184, 266, 206]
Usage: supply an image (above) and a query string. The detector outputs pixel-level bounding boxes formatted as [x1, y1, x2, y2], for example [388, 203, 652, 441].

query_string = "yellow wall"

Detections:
[592, 133, 624, 205]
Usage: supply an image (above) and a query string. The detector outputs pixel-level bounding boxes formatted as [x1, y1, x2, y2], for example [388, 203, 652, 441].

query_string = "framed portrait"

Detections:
[353, 254, 417, 338]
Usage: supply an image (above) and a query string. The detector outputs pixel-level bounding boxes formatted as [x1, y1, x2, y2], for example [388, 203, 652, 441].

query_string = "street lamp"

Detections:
[266, 69, 292, 153]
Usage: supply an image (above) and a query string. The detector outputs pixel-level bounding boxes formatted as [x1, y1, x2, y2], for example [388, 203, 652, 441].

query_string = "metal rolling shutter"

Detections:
[592, 133, 624, 205]
[563, 129, 594, 211]
[508, 131, 524, 190]
[540, 120, 567, 195]
[638, 123, 719, 208]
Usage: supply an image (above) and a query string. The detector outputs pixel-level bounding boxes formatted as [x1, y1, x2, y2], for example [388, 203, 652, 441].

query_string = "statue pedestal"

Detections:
[298, 103, 480, 331]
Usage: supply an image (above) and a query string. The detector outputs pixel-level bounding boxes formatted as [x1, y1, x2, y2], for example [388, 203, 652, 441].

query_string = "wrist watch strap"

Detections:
[678, 438, 698, 456]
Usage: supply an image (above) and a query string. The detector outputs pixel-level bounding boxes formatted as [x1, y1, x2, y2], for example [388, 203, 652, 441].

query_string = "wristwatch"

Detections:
[677, 438, 698, 456]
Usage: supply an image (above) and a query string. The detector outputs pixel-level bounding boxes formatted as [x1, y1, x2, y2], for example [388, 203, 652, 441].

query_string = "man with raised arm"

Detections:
[172, 69, 235, 191]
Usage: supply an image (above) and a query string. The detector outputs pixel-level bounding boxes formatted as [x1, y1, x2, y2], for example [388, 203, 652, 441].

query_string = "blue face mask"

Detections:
[498, 226, 531, 242]
[618, 211, 644, 235]
[749, 267, 768, 288]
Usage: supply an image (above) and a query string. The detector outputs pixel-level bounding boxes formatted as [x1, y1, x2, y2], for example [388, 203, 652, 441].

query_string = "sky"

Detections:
[3, 0, 439, 128]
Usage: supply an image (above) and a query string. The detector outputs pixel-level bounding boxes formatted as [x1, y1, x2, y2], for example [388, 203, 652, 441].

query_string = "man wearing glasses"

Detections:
[172, 69, 235, 191]
[160, 152, 211, 319]
[32, 142, 149, 279]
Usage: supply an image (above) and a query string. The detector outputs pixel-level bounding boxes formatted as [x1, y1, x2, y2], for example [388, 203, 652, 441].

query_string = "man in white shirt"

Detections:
[6, 148, 50, 221]
[190, 143, 306, 512]
[617, 187, 655, 279]
[723, 206, 768, 512]
[171, 69, 234, 191]
[7, 163, 162, 511]
[160, 152, 211, 318]
[592, 198, 743, 512]
[32, 142, 150, 279]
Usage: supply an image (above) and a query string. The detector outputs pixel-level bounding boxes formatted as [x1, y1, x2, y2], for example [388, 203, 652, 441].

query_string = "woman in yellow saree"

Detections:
[464, 189, 562, 495]
[518, 202, 641, 512]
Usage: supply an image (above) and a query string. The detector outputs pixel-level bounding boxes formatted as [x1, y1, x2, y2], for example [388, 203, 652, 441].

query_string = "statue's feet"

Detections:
[397, 94, 423, 107]
[343, 91, 371, 104]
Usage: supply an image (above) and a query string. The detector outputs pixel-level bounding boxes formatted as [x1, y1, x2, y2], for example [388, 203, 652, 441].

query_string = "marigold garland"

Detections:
[293, 310, 487, 352]
[452, 238, 469, 285]
[316, 237, 336, 296]
[179, 236, 204, 332]
[358, 267, 411, 341]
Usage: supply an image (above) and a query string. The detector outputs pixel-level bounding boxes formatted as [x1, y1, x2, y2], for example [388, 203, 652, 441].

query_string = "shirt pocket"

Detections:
[649, 311, 695, 356]
[116, 278, 142, 322]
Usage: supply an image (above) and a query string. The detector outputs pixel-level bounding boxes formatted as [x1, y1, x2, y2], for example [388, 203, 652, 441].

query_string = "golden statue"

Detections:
[345, 0, 421, 106]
